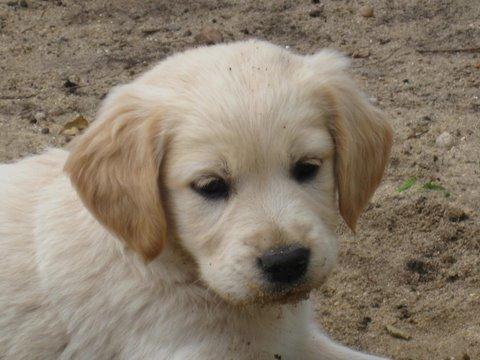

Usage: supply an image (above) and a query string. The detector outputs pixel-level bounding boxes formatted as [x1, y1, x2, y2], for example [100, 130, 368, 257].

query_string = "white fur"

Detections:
[0, 40, 391, 359]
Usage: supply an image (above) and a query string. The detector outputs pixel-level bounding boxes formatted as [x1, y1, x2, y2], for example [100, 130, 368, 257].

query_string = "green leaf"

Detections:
[422, 181, 450, 197]
[397, 177, 417, 192]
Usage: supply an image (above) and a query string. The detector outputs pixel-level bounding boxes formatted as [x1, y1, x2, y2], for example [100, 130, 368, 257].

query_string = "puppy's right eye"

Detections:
[291, 159, 321, 183]
[191, 177, 230, 200]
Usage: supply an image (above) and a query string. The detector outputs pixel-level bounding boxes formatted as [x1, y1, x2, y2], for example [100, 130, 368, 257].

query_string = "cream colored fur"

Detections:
[0, 40, 392, 359]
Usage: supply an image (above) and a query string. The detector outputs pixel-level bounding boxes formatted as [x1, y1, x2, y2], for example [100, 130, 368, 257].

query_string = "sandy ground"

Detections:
[1, 0, 479, 359]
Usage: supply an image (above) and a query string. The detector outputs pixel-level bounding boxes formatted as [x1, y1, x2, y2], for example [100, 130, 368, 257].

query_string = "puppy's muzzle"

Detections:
[257, 246, 310, 285]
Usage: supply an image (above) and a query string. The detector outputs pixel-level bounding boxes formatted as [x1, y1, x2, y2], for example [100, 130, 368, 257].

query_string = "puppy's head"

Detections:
[65, 41, 392, 304]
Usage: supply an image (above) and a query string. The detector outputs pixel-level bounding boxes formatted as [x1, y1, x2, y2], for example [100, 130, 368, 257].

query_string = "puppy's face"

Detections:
[66, 41, 392, 305]
[165, 85, 337, 304]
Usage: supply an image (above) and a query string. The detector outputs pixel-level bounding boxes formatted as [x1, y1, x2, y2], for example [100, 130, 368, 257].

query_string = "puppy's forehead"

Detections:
[151, 41, 333, 177]
[167, 87, 332, 181]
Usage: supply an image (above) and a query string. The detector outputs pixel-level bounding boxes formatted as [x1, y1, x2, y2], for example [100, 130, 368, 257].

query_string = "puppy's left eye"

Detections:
[291, 159, 321, 183]
[191, 177, 230, 200]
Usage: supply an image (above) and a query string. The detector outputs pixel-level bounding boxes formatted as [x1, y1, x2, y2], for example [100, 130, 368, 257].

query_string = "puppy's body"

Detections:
[0, 41, 391, 359]
[0, 151, 380, 360]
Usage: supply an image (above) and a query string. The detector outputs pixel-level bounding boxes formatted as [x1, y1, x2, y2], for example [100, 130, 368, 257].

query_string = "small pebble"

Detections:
[62, 127, 79, 136]
[359, 5, 374, 18]
[309, 6, 324, 18]
[61, 115, 89, 135]
[352, 49, 370, 59]
[194, 26, 223, 45]
[386, 324, 412, 340]
[41, 127, 50, 134]
[165, 24, 181, 32]
[67, 75, 80, 85]
[140, 27, 160, 35]
[446, 207, 469, 222]
[34, 112, 46, 122]
[435, 131, 453, 149]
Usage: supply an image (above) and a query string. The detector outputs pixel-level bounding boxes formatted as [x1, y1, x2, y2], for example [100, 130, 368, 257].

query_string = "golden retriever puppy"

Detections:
[0, 40, 392, 359]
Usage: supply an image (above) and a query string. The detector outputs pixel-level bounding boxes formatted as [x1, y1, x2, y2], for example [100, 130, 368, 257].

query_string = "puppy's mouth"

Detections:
[257, 282, 312, 305]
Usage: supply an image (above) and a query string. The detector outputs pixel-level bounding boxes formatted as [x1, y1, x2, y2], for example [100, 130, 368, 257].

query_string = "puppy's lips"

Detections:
[213, 280, 313, 306]
[257, 282, 313, 305]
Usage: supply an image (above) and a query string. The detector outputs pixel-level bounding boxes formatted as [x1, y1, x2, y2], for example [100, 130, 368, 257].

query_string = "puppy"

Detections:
[0, 40, 392, 359]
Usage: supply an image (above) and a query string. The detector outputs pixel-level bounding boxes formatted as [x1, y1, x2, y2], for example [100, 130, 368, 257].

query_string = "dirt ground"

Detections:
[1, 0, 479, 359]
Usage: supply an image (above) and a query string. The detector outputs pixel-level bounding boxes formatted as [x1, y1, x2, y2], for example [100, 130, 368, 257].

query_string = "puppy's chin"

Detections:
[211, 281, 319, 307]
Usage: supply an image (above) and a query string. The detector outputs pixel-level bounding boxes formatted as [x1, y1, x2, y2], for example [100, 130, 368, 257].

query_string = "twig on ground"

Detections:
[416, 47, 480, 54]
[0, 94, 37, 100]
[351, 47, 407, 68]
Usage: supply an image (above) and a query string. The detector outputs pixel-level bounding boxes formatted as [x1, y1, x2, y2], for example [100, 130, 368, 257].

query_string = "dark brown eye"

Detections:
[191, 177, 230, 200]
[291, 160, 321, 183]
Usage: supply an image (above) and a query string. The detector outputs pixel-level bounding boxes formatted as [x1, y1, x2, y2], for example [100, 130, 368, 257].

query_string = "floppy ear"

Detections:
[64, 84, 169, 260]
[308, 50, 393, 231]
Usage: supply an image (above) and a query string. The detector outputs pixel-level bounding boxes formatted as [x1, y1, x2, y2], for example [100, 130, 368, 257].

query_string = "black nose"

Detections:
[257, 246, 310, 284]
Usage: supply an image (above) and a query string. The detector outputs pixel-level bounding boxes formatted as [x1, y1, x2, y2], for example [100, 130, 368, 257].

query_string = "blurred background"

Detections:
[0, 1, 479, 359]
